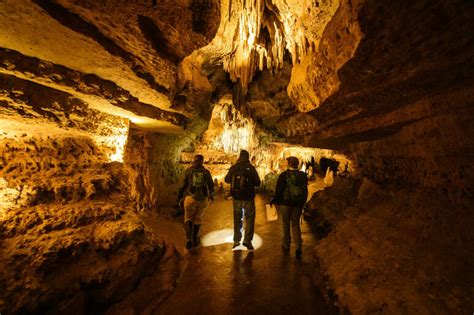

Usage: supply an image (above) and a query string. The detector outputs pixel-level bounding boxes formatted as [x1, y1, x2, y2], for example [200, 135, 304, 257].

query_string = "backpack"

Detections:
[283, 171, 306, 204]
[189, 168, 207, 200]
[231, 165, 250, 193]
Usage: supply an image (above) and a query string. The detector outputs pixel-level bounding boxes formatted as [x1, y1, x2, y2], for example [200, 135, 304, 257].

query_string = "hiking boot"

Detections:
[193, 224, 201, 247]
[173, 210, 183, 217]
[185, 221, 193, 250]
[243, 242, 254, 250]
[232, 242, 240, 249]
[295, 248, 302, 257]
[186, 240, 193, 249]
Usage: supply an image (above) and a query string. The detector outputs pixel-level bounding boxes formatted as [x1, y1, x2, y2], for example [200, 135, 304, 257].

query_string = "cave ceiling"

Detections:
[1, 0, 473, 149]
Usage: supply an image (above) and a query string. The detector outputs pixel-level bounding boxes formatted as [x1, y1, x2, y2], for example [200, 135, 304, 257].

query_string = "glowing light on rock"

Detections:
[211, 103, 257, 154]
[94, 118, 129, 163]
[201, 228, 263, 250]
[222, 0, 285, 92]
[220, 124, 253, 153]
[107, 125, 129, 163]
[0, 178, 20, 219]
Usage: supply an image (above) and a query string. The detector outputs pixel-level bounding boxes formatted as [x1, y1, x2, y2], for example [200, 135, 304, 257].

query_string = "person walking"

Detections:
[225, 150, 261, 250]
[178, 154, 214, 249]
[271, 156, 308, 257]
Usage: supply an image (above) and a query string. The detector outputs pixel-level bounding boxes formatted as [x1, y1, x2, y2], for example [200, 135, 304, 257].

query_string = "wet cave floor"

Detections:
[143, 189, 336, 315]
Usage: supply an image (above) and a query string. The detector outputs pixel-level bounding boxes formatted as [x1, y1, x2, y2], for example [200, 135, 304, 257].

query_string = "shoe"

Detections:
[184, 221, 193, 250]
[173, 211, 183, 218]
[232, 242, 240, 249]
[295, 248, 302, 257]
[243, 242, 254, 250]
[186, 240, 193, 249]
[193, 224, 201, 247]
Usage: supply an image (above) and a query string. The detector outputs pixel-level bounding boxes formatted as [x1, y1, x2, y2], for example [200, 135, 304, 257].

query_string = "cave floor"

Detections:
[146, 191, 335, 315]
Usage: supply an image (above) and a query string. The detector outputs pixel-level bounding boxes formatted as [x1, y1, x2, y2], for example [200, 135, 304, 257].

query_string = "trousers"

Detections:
[232, 199, 256, 244]
[184, 196, 208, 224]
[279, 205, 303, 250]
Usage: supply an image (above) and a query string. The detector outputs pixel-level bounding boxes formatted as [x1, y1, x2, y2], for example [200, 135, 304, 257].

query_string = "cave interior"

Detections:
[0, 0, 473, 314]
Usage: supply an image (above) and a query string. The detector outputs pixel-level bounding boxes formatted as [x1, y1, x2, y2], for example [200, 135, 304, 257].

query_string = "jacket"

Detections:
[224, 158, 261, 200]
[178, 165, 214, 201]
[272, 169, 308, 207]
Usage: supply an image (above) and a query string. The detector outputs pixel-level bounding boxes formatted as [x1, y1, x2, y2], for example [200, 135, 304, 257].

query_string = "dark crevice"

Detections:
[191, 0, 211, 35]
[32, 0, 169, 95]
[191, 0, 220, 40]
[137, 15, 182, 65]
[307, 118, 425, 150]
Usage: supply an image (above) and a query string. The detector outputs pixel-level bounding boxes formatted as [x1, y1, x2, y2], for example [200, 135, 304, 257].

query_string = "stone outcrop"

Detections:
[1, 0, 473, 313]
[307, 177, 473, 313]
[0, 132, 182, 314]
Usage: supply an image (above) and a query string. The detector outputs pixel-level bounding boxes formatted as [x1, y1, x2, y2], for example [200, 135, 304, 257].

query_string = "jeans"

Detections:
[280, 205, 303, 250]
[233, 199, 256, 244]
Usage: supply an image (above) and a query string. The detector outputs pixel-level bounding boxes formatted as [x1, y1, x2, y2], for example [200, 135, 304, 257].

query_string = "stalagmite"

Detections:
[0, 0, 473, 314]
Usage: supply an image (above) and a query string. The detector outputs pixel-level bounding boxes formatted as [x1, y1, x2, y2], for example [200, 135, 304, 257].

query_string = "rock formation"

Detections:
[0, 0, 473, 313]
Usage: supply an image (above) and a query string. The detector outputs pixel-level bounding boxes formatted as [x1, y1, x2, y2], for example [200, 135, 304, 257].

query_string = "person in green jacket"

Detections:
[178, 154, 214, 249]
[271, 156, 308, 257]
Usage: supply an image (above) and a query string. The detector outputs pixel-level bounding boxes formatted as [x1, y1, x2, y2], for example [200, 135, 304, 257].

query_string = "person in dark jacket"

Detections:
[178, 154, 214, 249]
[225, 150, 261, 250]
[271, 156, 308, 257]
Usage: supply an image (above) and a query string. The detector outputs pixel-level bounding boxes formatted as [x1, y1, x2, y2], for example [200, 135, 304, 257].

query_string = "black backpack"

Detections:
[189, 168, 207, 200]
[231, 165, 250, 193]
[283, 171, 306, 204]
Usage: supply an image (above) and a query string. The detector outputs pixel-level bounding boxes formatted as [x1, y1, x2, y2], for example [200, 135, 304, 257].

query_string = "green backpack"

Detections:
[189, 169, 207, 200]
[283, 171, 306, 204]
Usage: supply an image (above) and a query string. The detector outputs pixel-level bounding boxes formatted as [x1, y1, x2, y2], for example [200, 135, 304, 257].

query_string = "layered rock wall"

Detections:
[124, 128, 191, 211]
[0, 126, 181, 314]
[297, 0, 474, 313]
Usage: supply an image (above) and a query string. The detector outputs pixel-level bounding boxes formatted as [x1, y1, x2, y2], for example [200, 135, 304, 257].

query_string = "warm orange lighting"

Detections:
[93, 118, 129, 163]
[222, 0, 284, 90]
[210, 103, 257, 154]
[0, 178, 19, 219]
[201, 228, 263, 250]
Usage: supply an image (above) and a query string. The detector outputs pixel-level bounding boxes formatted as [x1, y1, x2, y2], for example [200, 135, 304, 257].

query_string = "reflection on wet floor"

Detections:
[151, 194, 335, 315]
[201, 228, 263, 250]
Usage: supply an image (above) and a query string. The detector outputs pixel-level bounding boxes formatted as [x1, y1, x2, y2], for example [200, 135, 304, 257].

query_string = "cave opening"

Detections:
[1, 0, 473, 314]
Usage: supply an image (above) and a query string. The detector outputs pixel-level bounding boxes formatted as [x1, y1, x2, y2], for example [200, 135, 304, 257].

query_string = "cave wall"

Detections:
[309, 176, 473, 313]
[0, 0, 473, 313]
[299, 1, 474, 312]
[301, 0, 474, 191]
[0, 128, 185, 314]
[124, 128, 191, 212]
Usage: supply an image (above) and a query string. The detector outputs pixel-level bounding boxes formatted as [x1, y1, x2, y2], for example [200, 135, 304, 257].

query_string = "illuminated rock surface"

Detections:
[0, 0, 473, 314]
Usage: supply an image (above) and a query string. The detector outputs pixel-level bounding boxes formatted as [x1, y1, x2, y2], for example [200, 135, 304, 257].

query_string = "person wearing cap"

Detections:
[225, 149, 261, 250]
[178, 154, 214, 249]
[270, 156, 308, 257]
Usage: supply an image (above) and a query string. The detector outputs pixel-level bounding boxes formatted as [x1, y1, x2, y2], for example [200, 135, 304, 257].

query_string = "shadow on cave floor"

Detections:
[145, 193, 336, 315]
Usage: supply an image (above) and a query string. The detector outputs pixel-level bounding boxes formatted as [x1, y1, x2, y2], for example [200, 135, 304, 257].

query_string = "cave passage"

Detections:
[1, 0, 473, 314]
[146, 192, 335, 315]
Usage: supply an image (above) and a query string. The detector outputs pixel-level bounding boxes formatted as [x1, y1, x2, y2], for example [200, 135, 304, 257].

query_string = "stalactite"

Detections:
[222, 0, 286, 103]
[212, 103, 258, 154]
